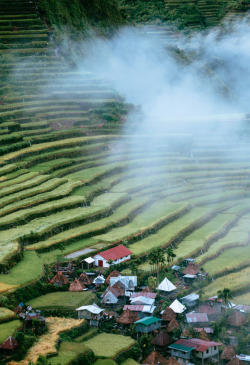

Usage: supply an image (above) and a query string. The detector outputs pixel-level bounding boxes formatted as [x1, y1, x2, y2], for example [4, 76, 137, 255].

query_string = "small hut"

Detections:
[14, 302, 24, 315]
[112, 282, 124, 296]
[151, 331, 171, 347]
[157, 278, 176, 292]
[106, 270, 121, 284]
[162, 307, 177, 322]
[221, 345, 236, 360]
[135, 316, 161, 334]
[198, 328, 211, 341]
[182, 263, 200, 276]
[227, 311, 248, 327]
[50, 271, 69, 286]
[116, 309, 139, 325]
[101, 288, 119, 305]
[227, 357, 245, 365]
[78, 272, 92, 286]
[167, 318, 180, 333]
[166, 358, 181, 365]
[170, 299, 186, 314]
[69, 279, 85, 292]
[142, 350, 168, 365]
[0, 336, 19, 350]
[142, 286, 154, 293]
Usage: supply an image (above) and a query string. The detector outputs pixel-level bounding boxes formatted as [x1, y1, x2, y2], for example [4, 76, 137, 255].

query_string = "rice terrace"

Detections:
[0, 0, 250, 364]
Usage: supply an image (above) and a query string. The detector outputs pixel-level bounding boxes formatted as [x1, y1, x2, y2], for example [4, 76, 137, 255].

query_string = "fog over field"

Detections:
[79, 18, 250, 137]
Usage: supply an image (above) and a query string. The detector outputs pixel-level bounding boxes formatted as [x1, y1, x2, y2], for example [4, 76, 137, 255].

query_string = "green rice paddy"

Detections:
[0, 320, 21, 343]
[0, 1, 250, 304]
[28, 291, 95, 311]
[84, 333, 135, 358]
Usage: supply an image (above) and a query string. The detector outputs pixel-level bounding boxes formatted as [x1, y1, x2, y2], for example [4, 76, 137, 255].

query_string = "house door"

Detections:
[98, 260, 103, 267]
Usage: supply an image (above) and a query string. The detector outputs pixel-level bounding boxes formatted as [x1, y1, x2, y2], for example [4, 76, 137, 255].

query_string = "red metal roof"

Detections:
[0, 336, 19, 350]
[98, 245, 132, 261]
[131, 292, 156, 299]
[124, 305, 144, 312]
[175, 338, 223, 352]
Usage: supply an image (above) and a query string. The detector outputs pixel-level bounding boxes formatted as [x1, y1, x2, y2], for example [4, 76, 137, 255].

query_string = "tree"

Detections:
[129, 261, 138, 276]
[217, 287, 233, 312]
[147, 276, 157, 290]
[107, 259, 113, 273]
[166, 247, 176, 265]
[139, 334, 153, 358]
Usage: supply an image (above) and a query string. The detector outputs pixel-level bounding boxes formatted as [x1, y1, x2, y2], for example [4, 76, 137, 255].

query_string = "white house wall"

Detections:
[93, 254, 131, 267]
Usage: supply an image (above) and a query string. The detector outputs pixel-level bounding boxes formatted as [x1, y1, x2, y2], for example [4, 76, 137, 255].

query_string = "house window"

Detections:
[214, 347, 217, 350]
[206, 349, 209, 353]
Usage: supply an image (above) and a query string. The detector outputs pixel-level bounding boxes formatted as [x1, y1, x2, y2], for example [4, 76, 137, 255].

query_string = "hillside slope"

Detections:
[0, 0, 250, 303]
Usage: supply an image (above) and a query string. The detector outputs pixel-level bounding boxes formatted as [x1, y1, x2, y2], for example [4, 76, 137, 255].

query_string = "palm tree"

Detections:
[217, 287, 233, 313]
[166, 247, 176, 266]
[148, 248, 165, 285]
[129, 261, 138, 275]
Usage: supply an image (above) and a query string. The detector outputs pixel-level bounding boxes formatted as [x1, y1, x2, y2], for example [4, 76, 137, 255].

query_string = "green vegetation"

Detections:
[121, 359, 140, 365]
[28, 292, 95, 311]
[204, 266, 250, 298]
[0, 307, 15, 322]
[0, 252, 43, 292]
[0, 320, 21, 343]
[94, 360, 116, 365]
[84, 333, 135, 358]
[49, 341, 89, 365]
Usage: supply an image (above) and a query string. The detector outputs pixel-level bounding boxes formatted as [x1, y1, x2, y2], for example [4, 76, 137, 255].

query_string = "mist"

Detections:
[78, 19, 250, 139]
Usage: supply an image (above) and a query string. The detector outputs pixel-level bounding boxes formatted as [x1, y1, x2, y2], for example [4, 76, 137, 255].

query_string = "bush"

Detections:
[115, 343, 141, 365]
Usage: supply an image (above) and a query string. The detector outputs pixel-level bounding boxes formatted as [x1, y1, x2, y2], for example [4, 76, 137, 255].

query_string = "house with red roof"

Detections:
[93, 245, 132, 267]
[169, 338, 223, 365]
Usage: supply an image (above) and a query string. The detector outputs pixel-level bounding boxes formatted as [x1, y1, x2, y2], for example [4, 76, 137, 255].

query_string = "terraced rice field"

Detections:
[0, 0, 250, 303]
[84, 333, 135, 358]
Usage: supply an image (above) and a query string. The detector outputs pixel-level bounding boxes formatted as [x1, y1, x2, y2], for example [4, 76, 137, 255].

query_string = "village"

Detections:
[1, 244, 250, 365]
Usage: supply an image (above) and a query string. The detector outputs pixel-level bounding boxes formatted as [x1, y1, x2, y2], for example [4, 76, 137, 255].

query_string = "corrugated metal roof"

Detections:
[181, 293, 199, 301]
[130, 296, 155, 305]
[175, 338, 223, 352]
[169, 343, 194, 352]
[135, 316, 161, 326]
[124, 305, 155, 313]
[186, 312, 208, 323]
[98, 245, 132, 261]
[131, 292, 156, 299]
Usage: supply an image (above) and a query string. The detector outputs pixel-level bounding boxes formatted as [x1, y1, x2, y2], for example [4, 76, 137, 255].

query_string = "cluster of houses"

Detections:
[0, 303, 46, 354]
[1, 244, 250, 364]
[70, 264, 250, 365]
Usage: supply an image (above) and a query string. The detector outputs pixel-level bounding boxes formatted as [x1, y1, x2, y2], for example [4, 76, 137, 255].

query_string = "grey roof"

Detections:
[186, 312, 209, 323]
[181, 293, 199, 301]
